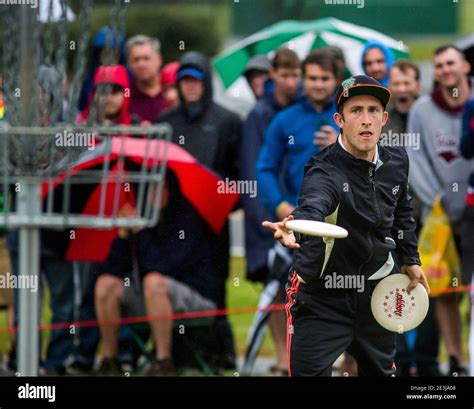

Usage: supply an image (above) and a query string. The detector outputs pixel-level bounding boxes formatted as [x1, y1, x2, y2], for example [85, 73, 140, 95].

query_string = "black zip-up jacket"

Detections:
[291, 139, 421, 284]
[157, 52, 241, 306]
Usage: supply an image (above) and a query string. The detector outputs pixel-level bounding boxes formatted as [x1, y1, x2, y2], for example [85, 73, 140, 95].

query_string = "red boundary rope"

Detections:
[0, 304, 286, 335]
[0, 284, 471, 335]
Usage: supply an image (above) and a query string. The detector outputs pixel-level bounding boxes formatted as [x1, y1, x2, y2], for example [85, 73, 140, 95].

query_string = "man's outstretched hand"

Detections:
[262, 214, 300, 249]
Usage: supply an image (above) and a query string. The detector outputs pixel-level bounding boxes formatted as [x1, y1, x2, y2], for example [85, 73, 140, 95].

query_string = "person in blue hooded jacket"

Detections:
[361, 40, 395, 87]
[256, 50, 339, 221]
[240, 48, 302, 282]
[77, 27, 126, 112]
[240, 48, 301, 375]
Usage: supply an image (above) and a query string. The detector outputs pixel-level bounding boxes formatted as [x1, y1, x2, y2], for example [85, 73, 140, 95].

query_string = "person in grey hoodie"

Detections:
[407, 44, 474, 376]
[383, 59, 438, 377]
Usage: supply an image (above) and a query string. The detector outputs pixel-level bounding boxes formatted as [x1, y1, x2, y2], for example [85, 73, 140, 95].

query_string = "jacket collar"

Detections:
[338, 134, 379, 165]
[334, 134, 390, 171]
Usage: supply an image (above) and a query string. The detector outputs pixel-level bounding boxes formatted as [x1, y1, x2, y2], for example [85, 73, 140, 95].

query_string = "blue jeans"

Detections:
[68, 261, 101, 368]
[10, 252, 100, 371]
[11, 252, 74, 370]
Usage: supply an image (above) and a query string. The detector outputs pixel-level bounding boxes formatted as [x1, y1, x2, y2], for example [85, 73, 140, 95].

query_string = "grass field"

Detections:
[227, 256, 276, 357]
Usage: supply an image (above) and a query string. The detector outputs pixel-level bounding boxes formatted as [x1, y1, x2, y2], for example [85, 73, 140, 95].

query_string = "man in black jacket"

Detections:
[157, 51, 241, 369]
[263, 75, 430, 376]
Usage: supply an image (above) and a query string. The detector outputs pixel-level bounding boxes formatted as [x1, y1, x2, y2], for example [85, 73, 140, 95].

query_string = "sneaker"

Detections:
[448, 356, 468, 377]
[96, 357, 123, 376]
[65, 360, 93, 376]
[144, 357, 176, 376]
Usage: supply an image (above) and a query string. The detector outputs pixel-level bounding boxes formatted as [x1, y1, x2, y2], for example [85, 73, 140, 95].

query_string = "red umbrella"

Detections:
[44, 137, 239, 261]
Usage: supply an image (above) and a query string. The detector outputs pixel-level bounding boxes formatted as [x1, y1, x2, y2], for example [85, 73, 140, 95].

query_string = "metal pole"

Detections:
[17, 183, 41, 377]
[17, 5, 40, 377]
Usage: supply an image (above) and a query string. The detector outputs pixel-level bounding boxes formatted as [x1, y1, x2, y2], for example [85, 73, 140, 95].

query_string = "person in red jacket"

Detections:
[77, 64, 132, 125]
[76, 64, 144, 374]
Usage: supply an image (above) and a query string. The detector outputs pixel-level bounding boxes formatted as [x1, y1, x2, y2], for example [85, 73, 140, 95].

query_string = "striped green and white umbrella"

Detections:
[213, 17, 410, 104]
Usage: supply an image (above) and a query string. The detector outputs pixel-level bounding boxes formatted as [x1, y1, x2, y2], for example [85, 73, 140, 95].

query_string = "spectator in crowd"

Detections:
[0, 77, 12, 370]
[256, 49, 339, 221]
[384, 60, 421, 138]
[77, 65, 132, 125]
[361, 41, 394, 87]
[0, 75, 14, 373]
[5, 65, 100, 375]
[244, 55, 271, 100]
[78, 27, 126, 112]
[161, 61, 180, 109]
[240, 48, 301, 375]
[40, 65, 100, 376]
[383, 61, 423, 225]
[76, 64, 150, 373]
[0, 248, 12, 374]
[407, 44, 474, 376]
[324, 45, 349, 83]
[95, 172, 218, 376]
[157, 51, 241, 369]
[382, 60, 440, 376]
[460, 98, 474, 375]
[126, 35, 167, 122]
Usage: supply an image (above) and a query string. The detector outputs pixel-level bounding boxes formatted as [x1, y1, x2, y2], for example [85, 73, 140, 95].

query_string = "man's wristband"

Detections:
[401, 256, 422, 266]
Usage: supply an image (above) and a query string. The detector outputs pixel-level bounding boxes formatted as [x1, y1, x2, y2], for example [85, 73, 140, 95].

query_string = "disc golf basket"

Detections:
[0, 1, 171, 376]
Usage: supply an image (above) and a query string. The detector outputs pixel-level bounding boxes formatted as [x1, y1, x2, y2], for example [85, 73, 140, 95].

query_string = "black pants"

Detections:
[286, 271, 396, 376]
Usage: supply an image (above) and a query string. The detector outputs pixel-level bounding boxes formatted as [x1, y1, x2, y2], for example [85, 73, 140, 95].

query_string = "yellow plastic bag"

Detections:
[418, 197, 462, 297]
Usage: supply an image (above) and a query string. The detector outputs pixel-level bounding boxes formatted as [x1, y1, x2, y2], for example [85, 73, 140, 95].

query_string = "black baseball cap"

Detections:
[335, 75, 391, 112]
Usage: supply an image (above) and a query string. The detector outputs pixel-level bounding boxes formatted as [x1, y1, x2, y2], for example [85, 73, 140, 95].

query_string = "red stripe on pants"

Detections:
[285, 271, 301, 377]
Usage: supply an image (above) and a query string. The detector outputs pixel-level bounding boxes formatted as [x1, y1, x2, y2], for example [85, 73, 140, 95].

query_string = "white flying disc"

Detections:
[371, 274, 429, 333]
[285, 220, 348, 239]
